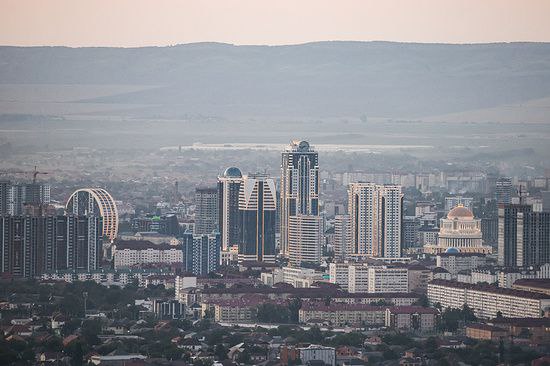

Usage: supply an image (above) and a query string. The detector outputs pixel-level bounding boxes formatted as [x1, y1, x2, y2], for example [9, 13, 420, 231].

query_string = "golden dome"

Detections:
[447, 205, 474, 219]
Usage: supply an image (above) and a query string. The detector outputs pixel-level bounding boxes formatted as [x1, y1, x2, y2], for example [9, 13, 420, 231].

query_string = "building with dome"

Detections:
[218, 167, 243, 250]
[424, 205, 492, 255]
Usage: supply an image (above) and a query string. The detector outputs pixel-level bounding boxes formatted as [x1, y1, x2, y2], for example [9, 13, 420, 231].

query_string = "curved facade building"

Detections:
[66, 188, 119, 242]
[424, 205, 491, 254]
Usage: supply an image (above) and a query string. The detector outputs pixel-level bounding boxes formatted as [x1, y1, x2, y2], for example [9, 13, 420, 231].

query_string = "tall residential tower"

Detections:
[280, 140, 320, 264]
[348, 183, 403, 258]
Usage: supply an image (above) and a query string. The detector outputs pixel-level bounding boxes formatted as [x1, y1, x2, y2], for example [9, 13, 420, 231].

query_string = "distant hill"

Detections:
[1, 41, 550, 118]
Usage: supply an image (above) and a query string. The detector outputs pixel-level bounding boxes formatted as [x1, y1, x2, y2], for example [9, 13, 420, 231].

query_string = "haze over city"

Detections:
[1, 2, 550, 366]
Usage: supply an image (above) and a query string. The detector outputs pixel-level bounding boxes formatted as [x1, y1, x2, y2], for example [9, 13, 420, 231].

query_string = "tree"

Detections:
[215, 344, 228, 360]
[66, 341, 84, 366]
[288, 298, 302, 323]
[461, 304, 477, 322]
[81, 318, 102, 346]
[256, 303, 290, 323]
[415, 294, 430, 307]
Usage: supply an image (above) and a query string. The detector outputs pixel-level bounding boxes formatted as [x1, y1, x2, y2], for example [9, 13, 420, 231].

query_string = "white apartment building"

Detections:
[436, 253, 488, 277]
[261, 266, 324, 288]
[329, 262, 350, 290]
[333, 215, 351, 261]
[427, 279, 550, 319]
[348, 183, 403, 258]
[348, 264, 369, 293]
[368, 266, 409, 293]
[288, 214, 323, 267]
[114, 241, 182, 269]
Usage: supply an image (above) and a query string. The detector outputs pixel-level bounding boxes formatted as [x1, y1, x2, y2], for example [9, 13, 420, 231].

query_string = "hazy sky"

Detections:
[2, 0, 550, 47]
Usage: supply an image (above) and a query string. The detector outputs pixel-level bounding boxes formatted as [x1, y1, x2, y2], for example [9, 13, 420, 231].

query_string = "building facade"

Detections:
[348, 183, 403, 258]
[333, 214, 351, 260]
[1, 214, 102, 277]
[424, 206, 490, 254]
[238, 174, 276, 263]
[288, 214, 323, 267]
[367, 266, 409, 293]
[427, 279, 550, 319]
[113, 240, 183, 269]
[66, 188, 118, 242]
[217, 167, 243, 250]
[194, 187, 218, 235]
[280, 140, 320, 257]
[495, 177, 513, 205]
[182, 231, 221, 276]
[499, 203, 550, 267]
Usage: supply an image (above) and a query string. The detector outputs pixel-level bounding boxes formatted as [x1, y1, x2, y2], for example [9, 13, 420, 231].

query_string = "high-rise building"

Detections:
[182, 231, 220, 276]
[288, 214, 323, 267]
[280, 140, 319, 256]
[402, 216, 419, 249]
[348, 183, 403, 258]
[217, 167, 243, 250]
[1, 214, 102, 278]
[495, 177, 513, 205]
[239, 174, 276, 263]
[0, 181, 51, 215]
[66, 188, 118, 242]
[498, 204, 532, 267]
[333, 214, 351, 261]
[499, 203, 550, 267]
[194, 187, 218, 235]
[0, 180, 10, 215]
[445, 196, 473, 212]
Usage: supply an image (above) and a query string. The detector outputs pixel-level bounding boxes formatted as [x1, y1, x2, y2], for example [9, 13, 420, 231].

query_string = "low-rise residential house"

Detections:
[465, 323, 508, 341]
[299, 303, 386, 327]
[384, 306, 439, 332]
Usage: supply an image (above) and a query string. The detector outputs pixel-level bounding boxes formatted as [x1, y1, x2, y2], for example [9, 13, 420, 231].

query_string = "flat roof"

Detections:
[428, 279, 550, 300]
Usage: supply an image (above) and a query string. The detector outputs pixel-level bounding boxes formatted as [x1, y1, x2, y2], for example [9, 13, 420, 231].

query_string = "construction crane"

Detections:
[31, 166, 48, 184]
[0, 166, 48, 184]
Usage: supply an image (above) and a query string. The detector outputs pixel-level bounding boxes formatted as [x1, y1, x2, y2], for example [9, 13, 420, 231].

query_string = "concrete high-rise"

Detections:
[182, 231, 221, 276]
[238, 174, 276, 263]
[348, 183, 403, 258]
[1, 214, 102, 278]
[280, 140, 319, 257]
[495, 177, 513, 205]
[194, 187, 218, 235]
[288, 214, 323, 267]
[498, 203, 550, 267]
[0, 180, 9, 215]
[333, 214, 351, 261]
[217, 167, 243, 250]
[0, 181, 50, 215]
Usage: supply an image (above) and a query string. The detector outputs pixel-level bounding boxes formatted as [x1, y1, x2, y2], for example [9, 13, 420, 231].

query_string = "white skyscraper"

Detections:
[280, 140, 320, 258]
[333, 214, 351, 261]
[288, 214, 323, 267]
[348, 183, 403, 258]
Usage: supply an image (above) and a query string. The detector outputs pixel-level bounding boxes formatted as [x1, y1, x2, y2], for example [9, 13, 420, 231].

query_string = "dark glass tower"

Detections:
[238, 174, 276, 263]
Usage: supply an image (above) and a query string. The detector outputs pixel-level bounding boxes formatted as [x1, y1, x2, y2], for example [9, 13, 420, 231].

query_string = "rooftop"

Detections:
[513, 278, 550, 290]
[429, 279, 550, 300]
